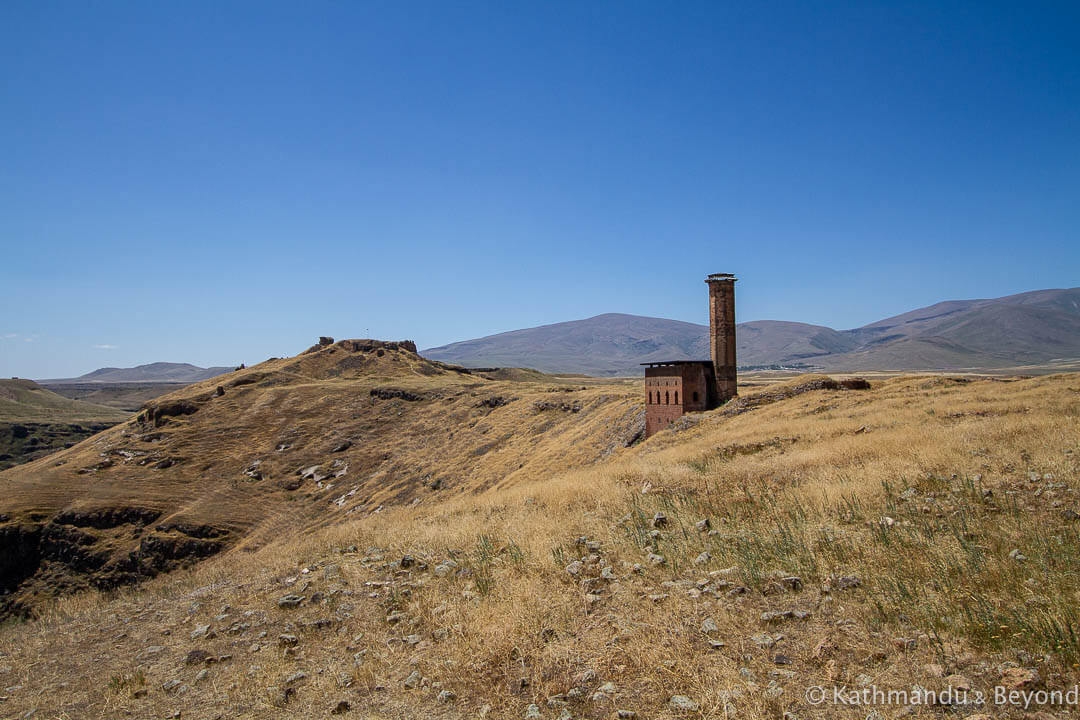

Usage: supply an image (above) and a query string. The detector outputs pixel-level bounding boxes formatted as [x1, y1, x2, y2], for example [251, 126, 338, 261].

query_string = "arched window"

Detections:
[692, 391, 699, 403]
[665, 391, 670, 404]
[674, 391, 679, 404]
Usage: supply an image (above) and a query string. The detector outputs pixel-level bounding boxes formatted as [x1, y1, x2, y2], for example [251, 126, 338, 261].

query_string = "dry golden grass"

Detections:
[0, 341, 642, 612]
[1, 371, 1079, 719]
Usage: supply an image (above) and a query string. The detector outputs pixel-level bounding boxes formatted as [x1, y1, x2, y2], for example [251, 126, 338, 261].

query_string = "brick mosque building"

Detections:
[643, 273, 737, 437]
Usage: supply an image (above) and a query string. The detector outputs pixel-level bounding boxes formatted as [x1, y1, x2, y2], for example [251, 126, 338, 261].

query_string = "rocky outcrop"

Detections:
[721, 377, 871, 417]
[0, 422, 120, 471]
[0, 524, 42, 593]
[303, 338, 418, 355]
[0, 508, 229, 620]
[370, 388, 424, 402]
[141, 400, 201, 427]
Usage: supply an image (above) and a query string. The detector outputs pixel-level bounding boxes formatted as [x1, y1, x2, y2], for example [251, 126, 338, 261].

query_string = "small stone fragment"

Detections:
[999, 667, 1041, 691]
[669, 695, 698, 712]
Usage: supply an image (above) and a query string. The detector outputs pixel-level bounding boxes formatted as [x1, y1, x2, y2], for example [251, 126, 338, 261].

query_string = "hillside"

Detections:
[422, 287, 1080, 374]
[41, 382, 193, 412]
[0, 379, 132, 470]
[0, 379, 132, 423]
[0, 370, 1078, 719]
[0, 339, 642, 618]
[42, 362, 234, 384]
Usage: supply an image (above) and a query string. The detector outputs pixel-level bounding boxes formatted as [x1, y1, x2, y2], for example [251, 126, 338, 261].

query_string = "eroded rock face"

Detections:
[0, 507, 229, 620]
[0, 524, 42, 593]
[141, 400, 201, 427]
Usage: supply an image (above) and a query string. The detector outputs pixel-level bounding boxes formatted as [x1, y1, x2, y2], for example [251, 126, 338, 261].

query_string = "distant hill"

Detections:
[423, 287, 1080, 374]
[0, 379, 131, 470]
[41, 362, 233, 384]
[0, 379, 131, 424]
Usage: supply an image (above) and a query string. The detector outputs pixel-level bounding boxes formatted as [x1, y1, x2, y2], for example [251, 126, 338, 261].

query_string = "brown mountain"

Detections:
[422, 287, 1080, 373]
[41, 362, 234, 384]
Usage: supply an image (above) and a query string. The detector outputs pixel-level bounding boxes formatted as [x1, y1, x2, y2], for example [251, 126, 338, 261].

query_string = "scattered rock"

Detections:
[183, 649, 210, 665]
[694, 551, 711, 565]
[189, 623, 212, 640]
[835, 575, 861, 590]
[762, 610, 810, 623]
[669, 695, 698, 712]
[136, 645, 166, 660]
[524, 704, 543, 719]
[652, 512, 668, 528]
[404, 671, 421, 689]
[700, 618, 719, 634]
[999, 667, 1042, 691]
[1008, 548, 1028, 562]
[277, 594, 304, 608]
[565, 561, 583, 577]
[331, 441, 352, 453]
[695, 519, 711, 532]
[647, 553, 666, 565]
[438, 689, 456, 703]
[331, 700, 351, 714]
[751, 633, 775, 649]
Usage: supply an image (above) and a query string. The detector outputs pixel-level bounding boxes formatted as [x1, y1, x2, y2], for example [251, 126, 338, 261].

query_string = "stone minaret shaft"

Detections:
[706, 273, 737, 403]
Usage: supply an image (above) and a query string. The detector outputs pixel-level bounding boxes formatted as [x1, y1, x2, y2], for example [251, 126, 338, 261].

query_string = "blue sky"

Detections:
[2, 1, 1077, 378]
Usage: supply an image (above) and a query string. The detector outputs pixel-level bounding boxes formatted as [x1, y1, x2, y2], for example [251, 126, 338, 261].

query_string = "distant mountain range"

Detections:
[41, 362, 233, 384]
[423, 288, 1080, 375]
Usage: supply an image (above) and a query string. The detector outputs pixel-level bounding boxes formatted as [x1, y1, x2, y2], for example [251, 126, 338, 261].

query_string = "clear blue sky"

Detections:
[2, 1, 1077, 378]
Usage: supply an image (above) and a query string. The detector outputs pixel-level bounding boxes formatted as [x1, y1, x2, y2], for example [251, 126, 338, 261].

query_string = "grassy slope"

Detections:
[1, 372, 1078, 718]
[41, 382, 191, 412]
[0, 379, 131, 423]
[0, 341, 642, 613]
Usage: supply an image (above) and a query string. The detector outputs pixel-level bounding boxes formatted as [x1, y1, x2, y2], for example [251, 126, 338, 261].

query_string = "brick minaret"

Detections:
[706, 273, 737, 403]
